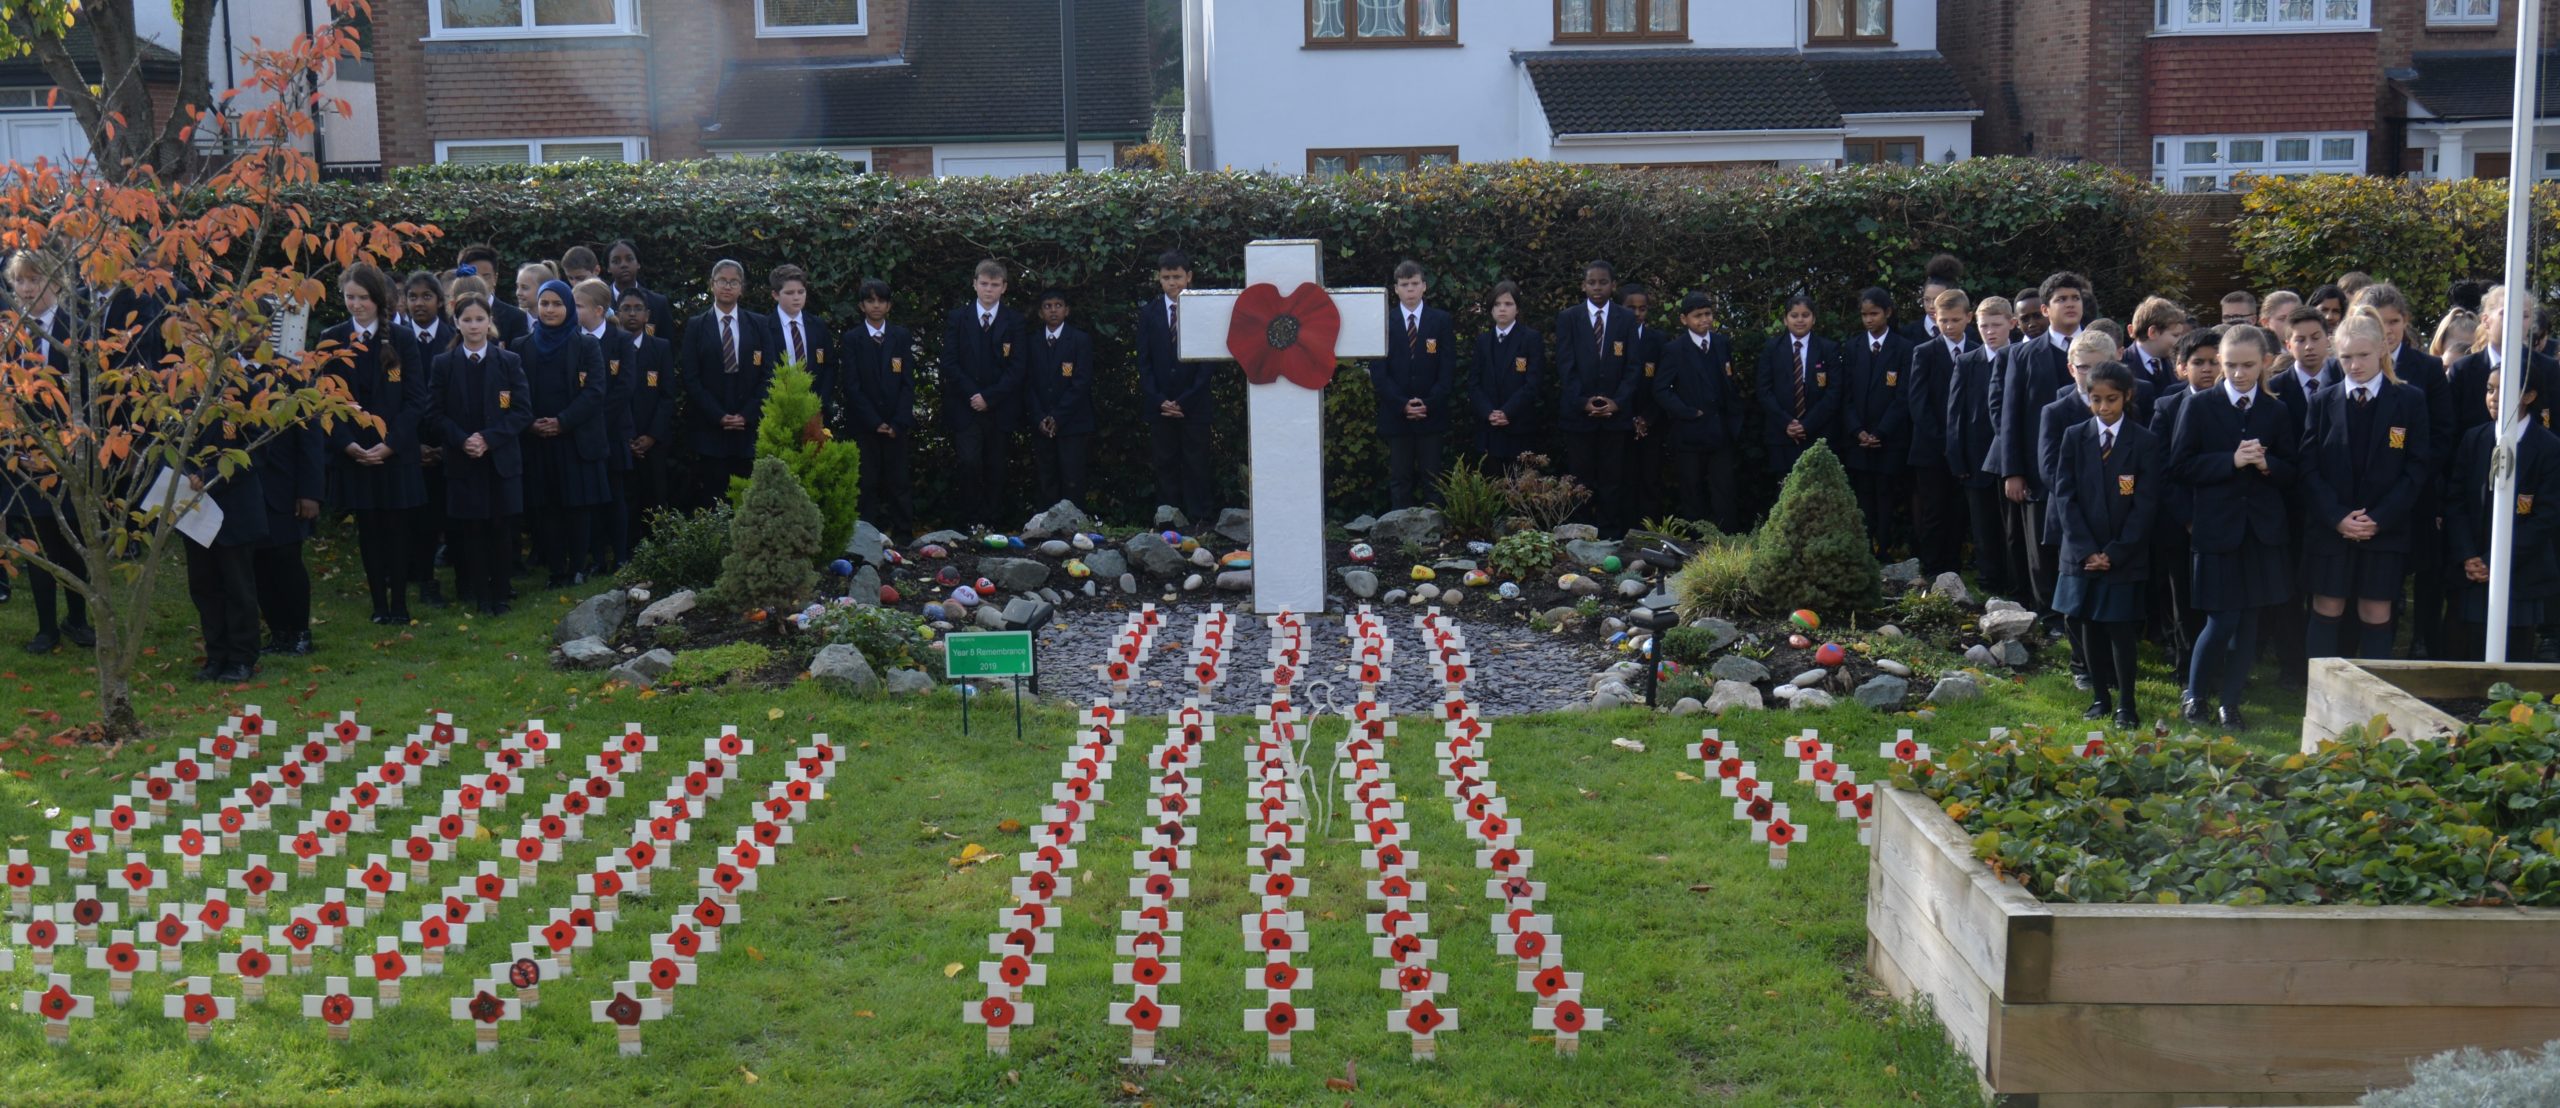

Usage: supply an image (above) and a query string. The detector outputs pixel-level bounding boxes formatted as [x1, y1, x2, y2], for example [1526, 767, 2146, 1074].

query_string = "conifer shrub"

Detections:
[1745, 443, 1878, 615]
[730, 359, 861, 557]
[709, 456, 823, 615]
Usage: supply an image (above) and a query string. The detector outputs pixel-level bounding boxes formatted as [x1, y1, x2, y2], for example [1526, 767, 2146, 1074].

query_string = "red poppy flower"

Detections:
[998, 954, 1031, 986]
[405, 837, 436, 863]
[106, 942, 140, 972]
[323, 810, 353, 835]
[523, 727, 548, 750]
[218, 808, 245, 834]
[979, 995, 1017, 1029]
[692, 897, 725, 929]
[1398, 965, 1433, 992]
[241, 712, 265, 733]
[1227, 283, 1342, 390]
[469, 991, 504, 1023]
[354, 782, 382, 807]
[145, 777, 173, 801]
[620, 729, 646, 753]
[1405, 1001, 1446, 1035]
[542, 920, 577, 951]
[1026, 870, 1057, 899]
[648, 957, 683, 989]
[731, 841, 761, 869]
[1124, 996, 1164, 1031]
[1262, 961, 1299, 991]
[417, 919, 450, 947]
[431, 721, 457, 745]
[585, 776, 614, 799]
[291, 833, 322, 859]
[1554, 999, 1588, 1032]
[1532, 966, 1568, 997]
[1006, 927, 1039, 952]
[25, 919, 57, 948]
[71, 898, 103, 925]
[1503, 875, 1534, 901]
[234, 948, 271, 978]
[683, 773, 709, 797]
[241, 865, 275, 894]
[559, 792, 590, 817]
[486, 770, 514, 793]
[1855, 793, 1876, 819]
[64, 827, 94, 853]
[442, 897, 472, 923]
[1390, 933, 1422, 962]
[1514, 930, 1548, 960]
[181, 993, 218, 1024]
[1746, 797, 1773, 822]
[1130, 957, 1167, 986]
[1813, 760, 1839, 783]
[333, 719, 361, 743]
[702, 757, 725, 780]
[361, 864, 393, 894]
[156, 915, 190, 946]
[373, 950, 407, 980]
[513, 837, 545, 863]
[301, 742, 328, 765]
[39, 985, 76, 1019]
[474, 873, 507, 902]
[4, 863, 32, 887]
[321, 993, 355, 1025]
[318, 900, 350, 927]
[625, 842, 657, 869]
[590, 870, 623, 898]
[278, 763, 306, 787]
[507, 958, 542, 989]
[109, 806, 137, 830]
[767, 797, 799, 822]
[1263, 873, 1296, 898]
[123, 862, 156, 890]
[399, 743, 427, 767]
[718, 732, 745, 756]
[605, 992, 645, 1026]
[1767, 820, 1797, 846]
[284, 920, 317, 949]
[1376, 845, 1404, 870]
[1263, 1002, 1298, 1034]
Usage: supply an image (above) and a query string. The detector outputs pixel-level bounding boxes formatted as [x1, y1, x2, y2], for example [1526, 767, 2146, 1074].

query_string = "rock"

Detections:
[1790, 668, 1828, 689]
[1710, 655, 1770, 685]
[1616, 577, 1648, 598]
[884, 668, 935, 696]
[1550, 523, 1599, 542]
[1639, 589, 1678, 612]
[608, 648, 676, 690]
[1213, 508, 1254, 544]
[847, 520, 889, 565]
[1368, 507, 1447, 553]
[980, 557, 1050, 593]
[1559, 574, 1601, 597]
[1413, 583, 1440, 602]
[557, 590, 631, 645]
[1038, 588, 1062, 606]
[810, 643, 880, 694]
[949, 585, 981, 608]
[1589, 683, 1638, 709]
[1190, 547, 1217, 568]
[1123, 532, 1185, 578]
[1497, 581, 1521, 599]
[1789, 688, 1836, 710]
[1344, 513, 1377, 534]
[1929, 572, 1971, 605]
[1964, 644, 1996, 667]
[1600, 617, 1626, 634]
[1985, 597, 2026, 614]
[1217, 570, 1254, 592]
[1670, 697, 1705, 716]
[1853, 674, 1909, 710]
[560, 637, 617, 669]
[1565, 539, 1622, 565]
[1182, 573, 1204, 592]
[1440, 588, 1464, 605]
[1083, 549, 1128, 580]
[1876, 624, 1904, 638]
[1882, 558, 1924, 586]
[1383, 589, 1408, 605]
[974, 605, 1008, 631]
[1118, 573, 1138, 594]
[1876, 658, 1912, 678]
[1022, 500, 1092, 539]
[1688, 617, 1742, 653]
[1541, 606, 1581, 628]
[635, 589, 696, 628]
[1993, 640, 2031, 667]
[1082, 580, 1098, 597]
[916, 529, 969, 549]
[1152, 505, 1191, 531]
[850, 566, 880, 605]
[1339, 568, 1380, 599]
[923, 602, 948, 622]
[1980, 609, 2038, 643]
[1038, 539, 1072, 558]
[1705, 680, 1763, 713]
[1927, 674, 1981, 704]
[1431, 557, 1478, 574]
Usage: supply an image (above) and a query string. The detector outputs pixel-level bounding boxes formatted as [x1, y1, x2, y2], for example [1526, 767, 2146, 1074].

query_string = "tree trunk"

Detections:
[92, 617, 142, 744]
[12, 0, 220, 184]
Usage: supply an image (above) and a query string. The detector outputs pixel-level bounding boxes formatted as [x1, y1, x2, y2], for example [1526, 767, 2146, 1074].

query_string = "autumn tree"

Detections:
[0, 0, 221, 184]
[0, 0, 436, 741]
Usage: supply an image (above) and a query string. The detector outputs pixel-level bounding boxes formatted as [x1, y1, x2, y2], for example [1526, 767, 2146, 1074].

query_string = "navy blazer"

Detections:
[490, 300, 532, 347]
[770, 310, 838, 392]
[1552, 302, 1642, 433]
[1995, 333, 2074, 479]
[2169, 387, 2299, 554]
[1841, 329, 1916, 472]
[1371, 305, 1456, 437]
[594, 327, 637, 471]
[2052, 417, 2163, 581]
[510, 332, 611, 465]
[2122, 345, 2174, 393]
[2038, 383, 2157, 507]
[1945, 343, 2000, 487]
[938, 301, 1030, 431]
[611, 283, 677, 344]
[186, 388, 270, 549]
[1471, 324, 1545, 443]
[1027, 323, 1098, 436]
[841, 322, 919, 433]
[2299, 378, 2431, 556]
[1137, 295, 1213, 423]
[2150, 385, 2201, 529]
[428, 344, 531, 520]
[1756, 332, 1844, 448]
[251, 394, 325, 545]
[316, 320, 429, 513]
[616, 329, 677, 451]
[2445, 421, 2560, 602]
[2447, 349, 2560, 444]
[1906, 335, 1973, 469]
[679, 307, 780, 458]
[1651, 330, 1739, 452]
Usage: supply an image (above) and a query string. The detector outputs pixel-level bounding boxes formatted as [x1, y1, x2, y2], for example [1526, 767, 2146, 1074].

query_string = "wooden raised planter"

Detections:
[2301, 657, 2560, 753]
[1866, 787, 2560, 1106]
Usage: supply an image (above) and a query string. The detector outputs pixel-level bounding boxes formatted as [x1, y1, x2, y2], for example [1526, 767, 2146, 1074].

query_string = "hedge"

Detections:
[2231, 172, 2560, 325]
[293, 156, 2176, 522]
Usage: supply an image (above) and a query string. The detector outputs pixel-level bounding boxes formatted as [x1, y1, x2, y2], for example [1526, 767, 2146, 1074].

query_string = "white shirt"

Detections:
[2224, 381, 2260, 407]
[352, 321, 375, 344]
[1402, 305, 1424, 333]
[976, 302, 1000, 327]
[1922, 316, 1941, 340]
[2047, 328, 2076, 354]
[585, 322, 610, 342]
[460, 341, 491, 361]
[2094, 414, 2124, 439]
[1043, 325, 1063, 342]
[715, 308, 741, 361]
[866, 322, 888, 341]
[1588, 302, 1608, 332]
[415, 320, 439, 345]
[1493, 324, 1513, 341]
[2292, 366, 2323, 394]
[2346, 378, 2376, 404]
[1691, 332, 1710, 351]
[1945, 338, 1965, 361]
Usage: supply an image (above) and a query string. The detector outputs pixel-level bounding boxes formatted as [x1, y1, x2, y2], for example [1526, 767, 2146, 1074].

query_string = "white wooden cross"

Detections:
[1179, 239, 1389, 614]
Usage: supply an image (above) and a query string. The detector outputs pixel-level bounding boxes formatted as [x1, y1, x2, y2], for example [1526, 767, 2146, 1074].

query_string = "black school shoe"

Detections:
[2082, 701, 2111, 721]
[417, 582, 449, 609]
[63, 624, 94, 648]
[2113, 708, 2141, 731]
[2216, 705, 2247, 730]
[211, 662, 257, 684]
[23, 630, 58, 654]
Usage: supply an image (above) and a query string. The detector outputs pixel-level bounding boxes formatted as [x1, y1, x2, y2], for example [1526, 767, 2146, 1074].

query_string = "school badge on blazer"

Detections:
[497, 391, 511, 410]
[578, 373, 588, 387]
[1061, 362, 1075, 378]
[1816, 372, 1828, 388]
[815, 349, 825, 364]
[1514, 357, 1528, 373]
[1612, 341, 1624, 357]
[386, 368, 401, 383]
[2523, 495, 2538, 516]
[2389, 427, 2406, 450]
[891, 358, 904, 374]
[2118, 474, 2136, 495]
[753, 351, 763, 366]
[1885, 371, 1898, 387]
[1425, 339, 1437, 354]
[1644, 362, 1656, 378]
[646, 371, 659, 388]
[1001, 343, 1013, 357]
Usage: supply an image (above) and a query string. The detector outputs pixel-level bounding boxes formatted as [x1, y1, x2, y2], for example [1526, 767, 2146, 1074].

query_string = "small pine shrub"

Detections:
[731, 359, 862, 558]
[1433, 459, 1508, 541]
[708, 456, 824, 615]
[1669, 537, 1755, 619]
[1746, 443, 1878, 615]
[1487, 529, 1559, 582]
[667, 642, 774, 688]
[617, 503, 734, 591]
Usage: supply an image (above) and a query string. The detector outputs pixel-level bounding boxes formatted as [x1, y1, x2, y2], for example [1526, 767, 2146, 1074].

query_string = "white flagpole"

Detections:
[2487, 0, 2544, 663]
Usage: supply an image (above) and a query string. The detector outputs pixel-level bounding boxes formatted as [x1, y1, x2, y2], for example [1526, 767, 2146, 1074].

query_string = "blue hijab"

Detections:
[527, 278, 580, 356]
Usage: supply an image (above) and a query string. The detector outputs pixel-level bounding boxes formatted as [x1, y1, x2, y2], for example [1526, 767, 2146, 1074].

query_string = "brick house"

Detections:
[1941, 0, 2560, 189]
[371, 0, 1151, 176]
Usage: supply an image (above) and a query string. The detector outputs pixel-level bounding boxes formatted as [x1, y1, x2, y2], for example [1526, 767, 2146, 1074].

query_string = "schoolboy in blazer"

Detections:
[1757, 294, 1842, 479]
[941, 259, 1031, 527]
[1947, 298, 2015, 593]
[1471, 281, 1544, 466]
[614, 287, 679, 549]
[1554, 260, 1643, 533]
[679, 259, 780, 500]
[1372, 261, 1455, 511]
[767, 264, 838, 395]
[844, 279, 919, 543]
[1842, 287, 1915, 553]
[1138, 251, 1214, 527]
[607, 239, 678, 343]
[1026, 290, 1098, 510]
[1651, 292, 1743, 528]
[1906, 288, 1978, 576]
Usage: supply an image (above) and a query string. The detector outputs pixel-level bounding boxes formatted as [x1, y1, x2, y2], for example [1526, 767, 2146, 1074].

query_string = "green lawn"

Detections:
[0, 524, 2308, 1106]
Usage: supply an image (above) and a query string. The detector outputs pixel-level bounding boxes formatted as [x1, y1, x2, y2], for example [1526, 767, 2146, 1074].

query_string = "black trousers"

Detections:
[1705, 446, 1744, 535]
[408, 470, 445, 592]
[2408, 518, 2449, 657]
[1032, 431, 1093, 510]
[1147, 416, 1214, 524]
[627, 449, 671, 545]
[2156, 530, 2202, 670]
[1558, 430, 1630, 531]
[1910, 464, 1963, 576]
[1630, 431, 1674, 524]
[692, 454, 753, 511]
[589, 468, 629, 572]
[10, 514, 88, 634]
[251, 539, 311, 642]
[860, 430, 914, 539]
[351, 509, 410, 615]
[1669, 447, 1710, 523]
[1384, 433, 1442, 511]
[187, 541, 261, 668]
[2002, 495, 2051, 609]
[530, 505, 591, 583]
[1849, 468, 1901, 555]
[2067, 618, 2142, 711]
[450, 516, 516, 607]
[1962, 484, 2008, 594]
[950, 422, 1010, 527]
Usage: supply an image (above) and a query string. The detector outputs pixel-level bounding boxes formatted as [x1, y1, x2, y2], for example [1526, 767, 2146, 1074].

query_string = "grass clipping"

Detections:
[710, 455, 823, 615]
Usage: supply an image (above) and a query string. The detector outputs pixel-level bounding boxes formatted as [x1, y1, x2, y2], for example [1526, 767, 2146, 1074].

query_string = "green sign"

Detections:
[945, 631, 1035, 678]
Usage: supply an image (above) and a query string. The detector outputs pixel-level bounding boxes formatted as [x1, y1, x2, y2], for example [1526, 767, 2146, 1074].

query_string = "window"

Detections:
[2153, 0, 2368, 33]
[429, 0, 636, 39]
[2427, 0, 2496, 24]
[1554, 0, 1685, 41]
[2151, 131, 2363, 190]
[1809, 0, 1890, 43]
[1308, 0, 1457, 45]
[0, 87, 55, 111]
[758, 0, 867, 37]
[1844, 136, 1922, 165]
[1306, 146, 1459, 176]
[435, 137, 646, 166]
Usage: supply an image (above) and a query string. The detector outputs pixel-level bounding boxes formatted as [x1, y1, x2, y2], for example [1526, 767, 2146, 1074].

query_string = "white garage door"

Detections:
[1, 113, 87, 168]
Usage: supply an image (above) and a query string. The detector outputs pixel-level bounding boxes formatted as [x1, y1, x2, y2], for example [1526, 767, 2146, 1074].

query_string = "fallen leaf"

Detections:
[1120, 1082, 1143, 1096]
[1673, 771, 1700, 782]
[747, 946, 766, 962]
[1688, 884, 1714, 894]
[996, 818, 1021, 834]
[739, 1067, 759, 1085]
[943, 962, 963, 978]
[855, 1009, 875, 1018]
[1002, 1070, 1020, 1086]
[766, 708, 785, 721]
[959, 843, 986, 862]
[1325, 1078, 1357, 1092]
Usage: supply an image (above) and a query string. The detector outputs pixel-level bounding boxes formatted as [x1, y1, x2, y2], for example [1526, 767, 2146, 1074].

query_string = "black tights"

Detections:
[2068, 618, 2141, 714]
[15, 515, 88, 634]
[352, 509, 410, 616]
[531, 506, 592, 583]
[449, 516, 516, 607]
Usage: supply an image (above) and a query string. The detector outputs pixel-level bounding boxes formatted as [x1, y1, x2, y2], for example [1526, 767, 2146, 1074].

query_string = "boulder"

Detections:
[635, 589, 696, 629]
[1589, 682, 1639, 709]
[1217, 570, 1255, 592]
[1152, 505, 1191, 530]
[1789, 688, 1837, 710]
[847, 520, 889, 565]
[1367, 507, 1447, 552]
[1558, 574, 1602, 597]
[1853, 674, 1909, 710]
[1705, 680, 1764, 714]
[1875, 658, 1912, 678]
[980, 557, 1050, 593]
[1213, 508, 1254, 544]
[1382, 588, 1408, 604]
[1344, 513, 1377, 534]
[1709, 654, 1770, 685]
[1412, 582, 1440, 602]
[1339, 568, 1380, 599]
[1540, 606, 1582, 628]
[1964, 644, 1996, 667]
[1118, 573, 1138, 594]
[557, 590, 631, 645]
[1929, 572, 1971, 605]
[1439, 588, 1465, 605]
[1071, 533, 1096, 553]
[1123, 532, 1185, 578]
[974, 605, 1008, 631]
[608, 648, 676, 690]
[1882, 558, 1924, 586]
[884, 668, 936, 696]
[915, 529, 970, 549]
[1083, 549, 1129, 580]
[1037, 539, 1072, 558]
[1639, 589, 1679, 612]
[1688, 617, 1742, 653]
[1616, 577, 1649, 598]
[1992, 639, 2031, 667]
[1985, 597, 2027, 614]
[1980, 609, 2039, 643]
[1550, 523, 1599, 542]
[1000, 596, 1054, 630]
[1927, 674, 1982, 704]
[559, 637, 617, 669]
[1021, 500, 1092, 539]
[850, 566, 881, 606]
[1790, 668, 1829, 688]
[1565, 539, 1622, 566]
[1670, 697, 1705, 716]
[810, 643, 880, 694]
[1191, 547, 1217, 568]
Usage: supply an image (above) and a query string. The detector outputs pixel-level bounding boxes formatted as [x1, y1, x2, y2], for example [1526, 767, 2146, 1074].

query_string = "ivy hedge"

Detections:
[2232, 173, 2560, 324]
[294, 156, 2175, 521]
